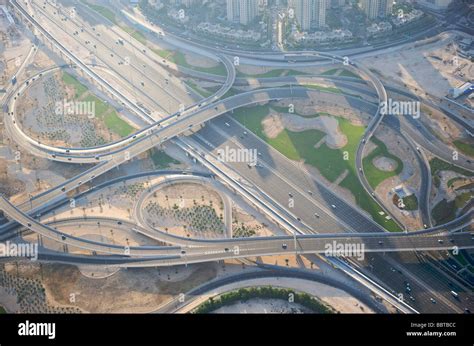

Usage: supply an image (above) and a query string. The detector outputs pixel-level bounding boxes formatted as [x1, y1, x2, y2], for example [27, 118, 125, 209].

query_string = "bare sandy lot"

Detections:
[143, 182, 226, 239]
[373, 156, 397, 172]
[0, 261, 219, 313]
[262, 112, 347, 149]
[371, 125, 422, 230]
[212, 298, 311, 313]
[361, 31, 473, 98]
[189, 277, 373, 314]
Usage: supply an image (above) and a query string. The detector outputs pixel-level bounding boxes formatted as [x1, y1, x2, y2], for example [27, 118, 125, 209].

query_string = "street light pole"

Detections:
[293, 230, 297, 256]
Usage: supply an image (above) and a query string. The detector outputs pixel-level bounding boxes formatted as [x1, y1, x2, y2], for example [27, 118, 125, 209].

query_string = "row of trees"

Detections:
[193, 286, 334, 314]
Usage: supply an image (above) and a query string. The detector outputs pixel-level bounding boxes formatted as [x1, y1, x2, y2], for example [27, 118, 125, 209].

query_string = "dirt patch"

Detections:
[183, 52, 219, 68]
[143, 182, 226, 239]
[373, 156, 398, 172]
[212, 298, 312, 313]
[262, 113, 347, 149]
[0, 159, 25, 197]
[272, 98, 369, 125]
[41, 263, 218, 313]
[361, 31, 473, 99]
[372, 125, 422, 230]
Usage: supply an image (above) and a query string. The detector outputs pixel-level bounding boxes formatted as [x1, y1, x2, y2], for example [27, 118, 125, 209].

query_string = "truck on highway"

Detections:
[451, 291, 459, 299]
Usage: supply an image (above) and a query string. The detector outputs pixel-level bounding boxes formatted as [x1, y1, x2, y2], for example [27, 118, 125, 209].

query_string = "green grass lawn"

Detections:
[120, 25, 147, 45]
[306, 84, 343, 94]
[320, 68, 339, 76]
[152, 48, 227, 76]
[234, 104, 402, 231]
[363, 137, 403, 189]
[432, 192, 472, 225]
[236, 69, 308, 78]
[184, 80, 213, 98]
[402, 194, 418, 211]
[82, 94, 109, 118]
[432, 199, 456, 224]
[62, 71, 136, 138]
[455, 191, 472, 208]
[150, 149, 180, 168]
[62, 72, 88, 98]
[339, 69, 361, 79]
[103, 111, 134, 137]
[81, 1, 117, 24]
[453, 139, 474, 157]
[429, 157, 474, 177]
[82, 94, 135, 137]
[0, 306, 6, 314]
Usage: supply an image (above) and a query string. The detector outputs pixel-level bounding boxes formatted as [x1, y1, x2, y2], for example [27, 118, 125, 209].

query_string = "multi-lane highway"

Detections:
[3, 0, 473, 314]
[11, 0, 471, 234]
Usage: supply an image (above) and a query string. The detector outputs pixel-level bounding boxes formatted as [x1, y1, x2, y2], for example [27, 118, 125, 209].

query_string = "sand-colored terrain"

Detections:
[0, 36, 31, 86]
[273, 98, 369, 125]
[189, 277, 373, 314]
[183, 51, 220, 68]
[0, 261, 218, 313]
[361, 31, 473, 99]
[371, 125, 422, 230]
[143, 182, 226, 239]
[236, 63, 334, 76]
[373, 156, 398, 172]
[16, 70, 128, 148]
[212, 298, 312, 313]
[262, 112, 347, 149]
[0, 287, 21, 313]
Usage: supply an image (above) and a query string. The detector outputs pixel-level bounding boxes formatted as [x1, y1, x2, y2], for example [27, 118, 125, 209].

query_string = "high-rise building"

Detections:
[227, 0, 240, 22]
[295, 0, 312, 30]
[180, 0, 199, 7]
[226, 0, 259, 25]
[359, 0, 378, 19]
[359, 0, 393, 19]
[416, 0, 453, 10]
[330, 0, 346, 8]
[294, 0, 326, 31]
[240, 0, 259, 25]
[381, 0, 394, 16]
[312, 0, 326, 27]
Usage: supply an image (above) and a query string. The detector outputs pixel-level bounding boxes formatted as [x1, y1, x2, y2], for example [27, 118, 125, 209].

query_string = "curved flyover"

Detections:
[4, 56, 235, 162]
[133, 175, 234, 239]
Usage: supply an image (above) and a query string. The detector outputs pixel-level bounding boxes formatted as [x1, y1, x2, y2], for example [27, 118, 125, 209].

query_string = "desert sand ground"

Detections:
[211, 298, 312, 313]
[262, 112, 347, 149]
[192, 277, 373, 314]
[361, 31, 473, 99]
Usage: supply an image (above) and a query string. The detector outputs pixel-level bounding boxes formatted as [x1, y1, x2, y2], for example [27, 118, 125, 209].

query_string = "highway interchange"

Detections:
[1, 0, 473, 314]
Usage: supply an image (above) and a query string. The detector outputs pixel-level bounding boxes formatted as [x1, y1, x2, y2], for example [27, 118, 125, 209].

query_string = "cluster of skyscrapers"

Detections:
[226, 0, 260, 25]
[292, 0, 327, 31]
[416, 0, 453, 10]
[359, 0, 393, 20]
[225, 0, 454, 31]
